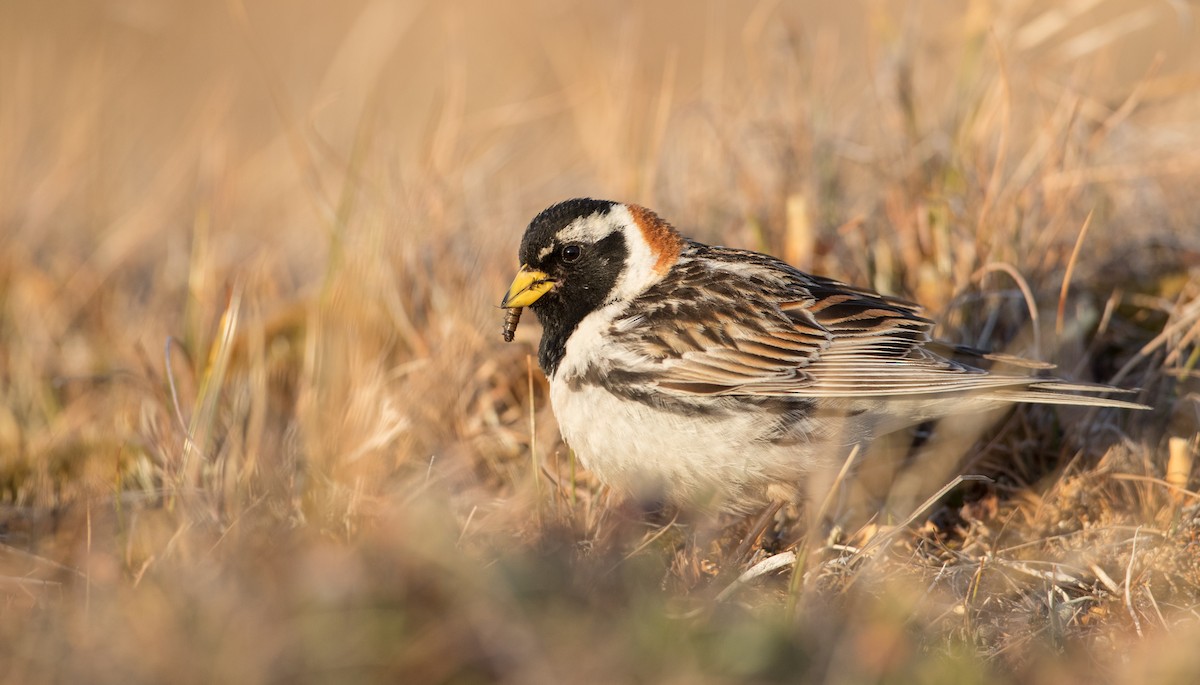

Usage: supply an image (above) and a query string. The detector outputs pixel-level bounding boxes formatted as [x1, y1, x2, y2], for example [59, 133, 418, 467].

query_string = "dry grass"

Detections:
[2, 1, 1200, 683]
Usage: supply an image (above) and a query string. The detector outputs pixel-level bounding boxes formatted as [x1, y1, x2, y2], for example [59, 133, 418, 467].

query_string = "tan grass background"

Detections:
[2, 1, 1200, 683]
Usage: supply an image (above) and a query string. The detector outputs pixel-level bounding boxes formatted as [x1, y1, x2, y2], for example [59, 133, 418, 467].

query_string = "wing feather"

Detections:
[609, 244, 1143, 409]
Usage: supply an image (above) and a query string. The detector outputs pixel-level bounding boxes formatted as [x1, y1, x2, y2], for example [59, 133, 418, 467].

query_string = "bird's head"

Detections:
[502, 198, 684, 339]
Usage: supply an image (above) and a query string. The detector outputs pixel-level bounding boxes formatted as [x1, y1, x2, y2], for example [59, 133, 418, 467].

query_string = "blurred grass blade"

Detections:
[178, 282, 243, 497]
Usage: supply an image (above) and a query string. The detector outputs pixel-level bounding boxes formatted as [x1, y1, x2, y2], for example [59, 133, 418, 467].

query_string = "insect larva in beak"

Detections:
[502, 307, 522, 342]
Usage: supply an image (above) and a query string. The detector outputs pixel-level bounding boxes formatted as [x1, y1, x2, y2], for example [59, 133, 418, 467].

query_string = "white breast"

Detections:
[548, 306, 832, 508]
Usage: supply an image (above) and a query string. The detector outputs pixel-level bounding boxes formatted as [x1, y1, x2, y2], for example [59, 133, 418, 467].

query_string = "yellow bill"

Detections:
[501, 265, 554, 308]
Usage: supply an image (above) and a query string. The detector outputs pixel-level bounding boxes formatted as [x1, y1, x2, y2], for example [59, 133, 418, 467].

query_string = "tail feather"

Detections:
[934, 347, 1151, 410]
[1025, 381, 1138, 394]
[984, 386, 1150, 410]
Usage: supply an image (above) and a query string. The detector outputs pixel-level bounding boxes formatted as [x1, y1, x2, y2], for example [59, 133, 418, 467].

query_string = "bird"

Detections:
[500, 198, 1148, 513]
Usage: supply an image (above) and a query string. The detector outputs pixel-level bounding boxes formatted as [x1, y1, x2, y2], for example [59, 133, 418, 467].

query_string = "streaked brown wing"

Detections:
[616, 248, 1041, 398]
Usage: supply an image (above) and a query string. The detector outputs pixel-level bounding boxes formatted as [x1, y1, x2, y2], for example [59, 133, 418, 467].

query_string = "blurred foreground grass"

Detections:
[2, 1, 1200, 683]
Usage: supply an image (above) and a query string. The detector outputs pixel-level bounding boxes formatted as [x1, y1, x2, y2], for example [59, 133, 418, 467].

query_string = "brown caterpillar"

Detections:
[502, 307, 522, 342]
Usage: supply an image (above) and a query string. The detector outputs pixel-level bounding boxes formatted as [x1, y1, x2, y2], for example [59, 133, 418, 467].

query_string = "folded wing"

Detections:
[615, 248, 1144, 410]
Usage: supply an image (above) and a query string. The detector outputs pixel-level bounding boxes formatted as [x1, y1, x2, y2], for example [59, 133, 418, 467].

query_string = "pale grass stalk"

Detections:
[178, 283, 243, 506]
[1057, 6, 1160, 61]
[1073, 290, 1122, 378]
[1091, 563, 1120, 594]
[1087, 54, 1164, 152]
[1010, 86, 1081, 199]
[457, 505, 478, 548]
[849, 474, 993, 574]
[1125, 527, 1144, 638]
[527, 354, 542, 513]
[163, 337, 192, 437]
[1163, 315, 1200, 368]
[1014, 0, 1105, 51]
[974, 262, 1041, 358]
[1144, 585, 1170, 632]
[1166, 437, 1195, 493]
[1105, 295, 1200, 390]
[1056, 210, 1093, 336]
[974, 30, 1012, 240]
[237, 293, 268, 491]
[785, 443, 862, 615]
[716, 550, 798, 602]
[616, 511, 680, 569]
[569, 448, 577, 510]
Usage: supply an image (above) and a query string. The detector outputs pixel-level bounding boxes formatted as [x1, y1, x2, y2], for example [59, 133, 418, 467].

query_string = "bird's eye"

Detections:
[561, 244, 582, 264]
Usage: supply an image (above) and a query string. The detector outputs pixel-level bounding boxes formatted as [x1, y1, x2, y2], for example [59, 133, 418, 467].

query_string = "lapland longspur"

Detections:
[501, 198, 1147, 512]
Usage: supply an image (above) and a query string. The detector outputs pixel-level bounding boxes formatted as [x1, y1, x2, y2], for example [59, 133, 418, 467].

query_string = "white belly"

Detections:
[549, 378, 824, 508]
